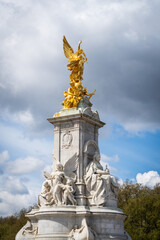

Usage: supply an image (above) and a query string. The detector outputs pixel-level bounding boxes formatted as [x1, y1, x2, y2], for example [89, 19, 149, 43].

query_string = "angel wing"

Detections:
[64, 153, 79, 180]
[43, 171, 52, 180]
[63, 36, 75, 59]
[52, 154, 59, 173]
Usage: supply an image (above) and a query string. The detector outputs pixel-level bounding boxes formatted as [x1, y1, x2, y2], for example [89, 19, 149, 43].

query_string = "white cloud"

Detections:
[101, 153, 119, 163]
[0, 190, 37, 217]
[0, 171, 42, 216]
[6, 156, 44, 174]
[12, 110, 34, 124]
[1, 110, 34, 131]
[1, 175, 28, 194]
[43, 164, 52, 174]
[136, 171, 160, 188]
[0, 150, 9, 165]
[100, 153, 119, 172]
[123, 121, 159, 134]
[124, 29, 139, 42]
[0, 121, 52, 157]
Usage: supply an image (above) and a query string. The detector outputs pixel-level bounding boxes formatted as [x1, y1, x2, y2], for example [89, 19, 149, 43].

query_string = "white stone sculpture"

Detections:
[22, 221, 38, 236]
[40, 153, 78, 206]
[84, 152, 119, 206]
[38, 180, 53, 206]
[105, 164, 119, 198]
[69, 218, 96, 240]
[63, 179, 77, 205]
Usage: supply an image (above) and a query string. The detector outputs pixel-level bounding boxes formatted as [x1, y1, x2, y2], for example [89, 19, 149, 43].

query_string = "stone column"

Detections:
[47, 111, 105, 205]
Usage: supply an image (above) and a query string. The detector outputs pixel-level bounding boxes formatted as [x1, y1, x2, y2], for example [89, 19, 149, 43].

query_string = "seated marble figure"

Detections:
[84, 152, 119, 206]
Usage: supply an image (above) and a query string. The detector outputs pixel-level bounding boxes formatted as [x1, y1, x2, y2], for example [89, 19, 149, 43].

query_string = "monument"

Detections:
[16, 37, 131, 240]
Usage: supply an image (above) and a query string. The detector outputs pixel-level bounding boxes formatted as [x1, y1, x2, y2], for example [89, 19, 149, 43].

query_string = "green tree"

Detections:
[118, 182, 160, 240]
[0, 208, 29, 240]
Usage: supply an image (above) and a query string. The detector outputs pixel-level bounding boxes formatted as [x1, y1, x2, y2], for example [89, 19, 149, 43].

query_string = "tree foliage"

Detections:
[0, 208, 30, 240]
[0, 184, 160, 240]
[118, 182, 160, 240]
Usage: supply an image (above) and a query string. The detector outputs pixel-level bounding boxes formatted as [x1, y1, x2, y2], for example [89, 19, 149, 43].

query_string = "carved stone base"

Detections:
[16, 206, 131, 240]
[15, 106, 131, 240]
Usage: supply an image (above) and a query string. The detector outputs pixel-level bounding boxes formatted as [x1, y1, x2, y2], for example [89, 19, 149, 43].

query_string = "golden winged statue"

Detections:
[62, 36, 96, 109]
[63, 36, 87, 82]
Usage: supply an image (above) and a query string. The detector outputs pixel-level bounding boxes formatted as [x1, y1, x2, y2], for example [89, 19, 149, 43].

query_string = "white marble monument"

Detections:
[15, 37, 131, 240]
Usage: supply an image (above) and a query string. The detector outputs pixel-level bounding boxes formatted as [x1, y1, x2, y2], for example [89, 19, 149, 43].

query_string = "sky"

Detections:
[0, 0, 160, 217]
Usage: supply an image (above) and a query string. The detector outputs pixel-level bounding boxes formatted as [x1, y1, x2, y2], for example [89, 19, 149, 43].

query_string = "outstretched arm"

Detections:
[88, 89, 96, 100]
[82, 50, 88, 62]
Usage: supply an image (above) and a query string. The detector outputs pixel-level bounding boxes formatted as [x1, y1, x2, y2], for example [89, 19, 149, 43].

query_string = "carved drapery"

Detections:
[83, 140, 99, 170]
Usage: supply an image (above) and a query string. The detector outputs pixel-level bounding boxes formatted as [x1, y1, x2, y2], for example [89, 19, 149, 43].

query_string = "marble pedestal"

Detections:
[16, 206, 129, 240]
[15, 102, 131, 240]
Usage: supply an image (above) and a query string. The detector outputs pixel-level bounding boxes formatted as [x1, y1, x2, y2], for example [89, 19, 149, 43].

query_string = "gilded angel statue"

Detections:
[63, 36, 87, 83]
[40, 153, 79, 206]
[62, 36, 96, 109]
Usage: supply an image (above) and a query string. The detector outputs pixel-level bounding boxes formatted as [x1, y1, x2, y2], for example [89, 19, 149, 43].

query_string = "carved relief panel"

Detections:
[62, 130, 73, 149]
